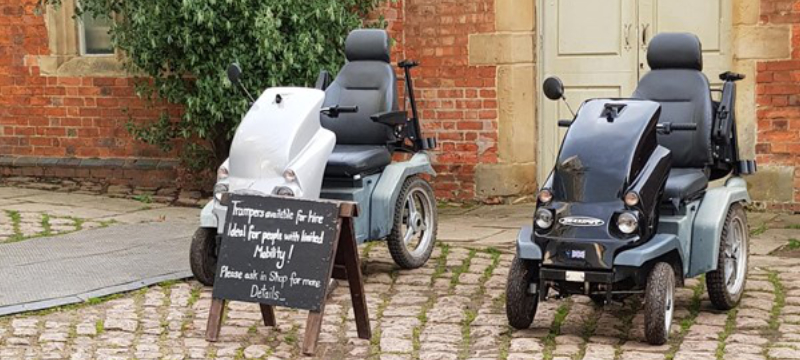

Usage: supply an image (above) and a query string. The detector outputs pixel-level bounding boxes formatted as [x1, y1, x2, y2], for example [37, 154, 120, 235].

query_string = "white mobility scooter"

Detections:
[190, 29, 439, 285]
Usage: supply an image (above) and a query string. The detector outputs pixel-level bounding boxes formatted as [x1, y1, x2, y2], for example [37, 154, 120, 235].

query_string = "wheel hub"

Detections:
[724, 217, 747, 295]
[402, 188, 434, 257]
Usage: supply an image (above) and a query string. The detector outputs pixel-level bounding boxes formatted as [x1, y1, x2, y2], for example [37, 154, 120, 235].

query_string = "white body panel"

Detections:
[227, 87, 334, 198]
[201, 87, 336, 233]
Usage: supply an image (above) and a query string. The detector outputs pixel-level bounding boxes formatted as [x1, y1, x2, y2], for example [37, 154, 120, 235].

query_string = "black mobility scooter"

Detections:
[506, 33, 757, 345]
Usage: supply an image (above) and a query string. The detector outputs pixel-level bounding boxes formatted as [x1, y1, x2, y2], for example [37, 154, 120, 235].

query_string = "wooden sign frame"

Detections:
[205, 201, 371, 355]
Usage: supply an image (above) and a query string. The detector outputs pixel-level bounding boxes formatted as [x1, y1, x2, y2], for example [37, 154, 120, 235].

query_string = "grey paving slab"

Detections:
[20, 192, 111, 205]
[752, 228, 799, 255]
[0, 222, 196, 316]
[100, 206, 199, 224]
[0, 187, 52, 199]
[438, 220, 505, 242]
[72, 196, 167, 213]
[0, 198, 26, 207]
[0, 202, 120, 219]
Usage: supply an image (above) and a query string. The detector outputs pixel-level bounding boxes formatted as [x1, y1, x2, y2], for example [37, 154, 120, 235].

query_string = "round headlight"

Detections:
[213, 183, 229, 202]
[617, 212, 639, 234]
[283, 169, 297, 182]
[535, 208, 554, 229]
[538, 189, 553, 203]
[624, 192, 640, 207]
[274, 186, 295, 197]
[217, 164, 229, 182]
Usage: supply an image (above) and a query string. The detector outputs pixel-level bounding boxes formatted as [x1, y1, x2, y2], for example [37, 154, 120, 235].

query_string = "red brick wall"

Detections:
[385, 0, 498, 200]
[1, 0, 498, 200]
[755, 0, 800, 208]
[0, 1, 175, 160]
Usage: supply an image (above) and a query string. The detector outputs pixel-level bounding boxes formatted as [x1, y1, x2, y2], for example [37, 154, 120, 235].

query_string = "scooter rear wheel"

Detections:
[706, 203, 748, 310]
[190, 227, 218, 286]
[644, 262, 675, 345]
[506, 255, 539, 329]
[387, 176, 438, 269]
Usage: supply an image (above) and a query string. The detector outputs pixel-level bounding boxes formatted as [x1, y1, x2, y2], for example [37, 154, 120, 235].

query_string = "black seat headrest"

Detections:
[647, 33, 703, 71]
[345, 29, 391, 63]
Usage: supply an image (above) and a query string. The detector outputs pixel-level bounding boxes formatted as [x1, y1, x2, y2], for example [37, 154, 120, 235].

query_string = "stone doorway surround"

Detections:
[467, 0, 537, 198]
[466, 0, 796, 205]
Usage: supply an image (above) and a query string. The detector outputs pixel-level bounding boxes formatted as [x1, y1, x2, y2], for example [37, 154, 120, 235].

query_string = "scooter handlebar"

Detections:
[337, 106, 359, 114]
[670, 123, 697, 131]
[320, 105, 359, 117]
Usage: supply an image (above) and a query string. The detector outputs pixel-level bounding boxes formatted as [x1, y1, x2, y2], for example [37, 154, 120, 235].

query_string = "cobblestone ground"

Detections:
[2, 240, 800, 360]
[1, 189, 799, 360]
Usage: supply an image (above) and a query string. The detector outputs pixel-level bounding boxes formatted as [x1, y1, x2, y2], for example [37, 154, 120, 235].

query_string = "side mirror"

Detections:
[227, 63, 243, 86]
[226, 63, 255, 104]
[543, 76, 565, 101]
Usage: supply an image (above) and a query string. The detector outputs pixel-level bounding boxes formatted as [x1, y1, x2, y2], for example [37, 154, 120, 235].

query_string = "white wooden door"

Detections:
[538, 0, 732, 183]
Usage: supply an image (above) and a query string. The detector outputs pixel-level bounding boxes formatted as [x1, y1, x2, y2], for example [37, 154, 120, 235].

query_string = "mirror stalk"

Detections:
[562, 97, 575, 118]
[237, 83, 256, 105]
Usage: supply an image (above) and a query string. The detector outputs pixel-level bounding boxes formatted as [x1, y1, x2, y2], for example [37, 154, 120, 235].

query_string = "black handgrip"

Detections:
[657, 122, 697, 134]
[719, 71, 746, 82]
[337, 106, 358, 114]
[558, 120, 573, 128]
[671, 123, 697, 131]
[399, 59, 419, 68]
[321, 105, 359, 117]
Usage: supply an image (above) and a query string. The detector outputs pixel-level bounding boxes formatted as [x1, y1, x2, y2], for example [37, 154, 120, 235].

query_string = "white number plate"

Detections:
[565, 271, 585, 282]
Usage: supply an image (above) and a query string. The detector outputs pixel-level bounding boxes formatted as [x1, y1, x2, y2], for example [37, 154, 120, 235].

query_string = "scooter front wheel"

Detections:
[644, 262, 675, 345]
[506, 255, 539, 329]
[387, 176, 438, 269]
[190, 227, 218, 286]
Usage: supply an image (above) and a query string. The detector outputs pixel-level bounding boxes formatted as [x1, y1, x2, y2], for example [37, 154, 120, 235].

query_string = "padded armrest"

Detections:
[370, 110, 408, 127]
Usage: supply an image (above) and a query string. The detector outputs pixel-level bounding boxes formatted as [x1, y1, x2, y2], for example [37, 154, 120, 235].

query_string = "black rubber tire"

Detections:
[589, 294, 607, 305]
[387, 176, 438, 269]
[506, 255, 539, 329]
[190, 227, 218, 286]
[644, 262, 675, 345]
[706, 203, 748, 310]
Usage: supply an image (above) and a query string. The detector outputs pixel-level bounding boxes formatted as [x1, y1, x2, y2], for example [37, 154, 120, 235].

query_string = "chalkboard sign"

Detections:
[205, 194, 371, 355]
[212, 194, 340, 311]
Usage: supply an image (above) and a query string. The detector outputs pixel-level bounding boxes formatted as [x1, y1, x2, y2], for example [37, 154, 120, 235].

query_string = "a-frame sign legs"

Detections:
[336, 216, 371, 340]
[302, 212, 371, 355]
[206, 298, 225, 342]
[260, 304, 276, 327]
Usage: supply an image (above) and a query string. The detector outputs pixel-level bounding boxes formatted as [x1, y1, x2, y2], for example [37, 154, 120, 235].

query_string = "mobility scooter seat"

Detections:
[324, 145, 392, 177]
[634, 33, 714, 203]
[633, 33, 714, 170]
[664, 168, 708, 201]
[320, 29, 398, 146]
[320, 30, 399, 179]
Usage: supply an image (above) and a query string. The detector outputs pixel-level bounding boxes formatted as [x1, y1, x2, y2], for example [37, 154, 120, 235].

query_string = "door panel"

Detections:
[539, 0, 637, 182]
[558, 0, 623, 56]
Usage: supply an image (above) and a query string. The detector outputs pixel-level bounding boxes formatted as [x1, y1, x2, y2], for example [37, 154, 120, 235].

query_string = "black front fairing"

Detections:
[537, 99, 671, 270]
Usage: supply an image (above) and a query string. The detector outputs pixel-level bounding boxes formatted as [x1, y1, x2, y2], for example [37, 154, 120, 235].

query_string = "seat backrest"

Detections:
[321, 29, 397, 145]
[633, 33, 713, 168]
